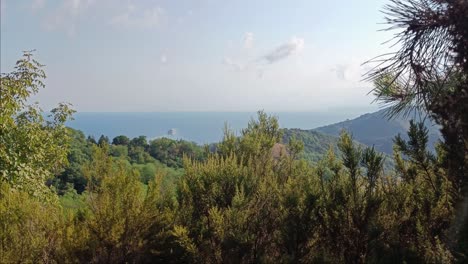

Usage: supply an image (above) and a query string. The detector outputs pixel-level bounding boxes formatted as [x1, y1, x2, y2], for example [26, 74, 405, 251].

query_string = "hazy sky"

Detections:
[1, 0, 395, 112]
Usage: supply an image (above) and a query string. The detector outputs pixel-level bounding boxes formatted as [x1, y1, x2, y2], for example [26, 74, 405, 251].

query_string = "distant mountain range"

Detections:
[282, 108, 441, 165]
[314, 108, 441, 154]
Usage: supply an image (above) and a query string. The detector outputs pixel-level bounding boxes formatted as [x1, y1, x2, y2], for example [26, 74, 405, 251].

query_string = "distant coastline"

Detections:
[66, 110, 376, 144]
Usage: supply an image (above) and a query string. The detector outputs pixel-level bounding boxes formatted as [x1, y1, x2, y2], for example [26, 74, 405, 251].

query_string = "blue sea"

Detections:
[67, 110, 375, 144]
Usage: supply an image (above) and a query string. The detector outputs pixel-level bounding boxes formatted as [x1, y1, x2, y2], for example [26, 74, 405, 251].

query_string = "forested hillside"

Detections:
[314, 108, 441, 154]
[56, 125, 385, 196]
[50, 128, 207, 195]
[55, 125, 391, 196]
[282, 128, 339, 162]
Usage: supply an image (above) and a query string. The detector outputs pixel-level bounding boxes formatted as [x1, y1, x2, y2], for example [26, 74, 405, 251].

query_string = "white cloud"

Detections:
[223, 57, 245, 71]
[43, 0, 96, 36]
[30, 0, 46, 10]
[223, 36, 305, 78]
[243, 32, 254, 49]
[160, 54, 167, 64]
[110, 5, 165, 29]
[35, 0, 165, 35]
[332, 64, 348, 80]
[261, 37, 304, 64]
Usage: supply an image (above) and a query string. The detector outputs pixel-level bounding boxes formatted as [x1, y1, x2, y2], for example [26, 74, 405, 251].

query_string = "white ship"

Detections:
[167, 128, 177, 136]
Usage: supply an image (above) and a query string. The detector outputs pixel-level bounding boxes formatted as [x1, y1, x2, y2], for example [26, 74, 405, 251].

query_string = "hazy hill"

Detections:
[281, 108, 441, 166]
[314, 108, 441, 154]
[282, 128, 394, 166]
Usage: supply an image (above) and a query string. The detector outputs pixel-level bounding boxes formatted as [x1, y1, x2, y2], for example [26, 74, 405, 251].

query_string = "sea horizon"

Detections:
[67, 108, 380, 144]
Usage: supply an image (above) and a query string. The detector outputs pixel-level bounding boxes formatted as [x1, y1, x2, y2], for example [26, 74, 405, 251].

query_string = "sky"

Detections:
[0, 0, 396, 112]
